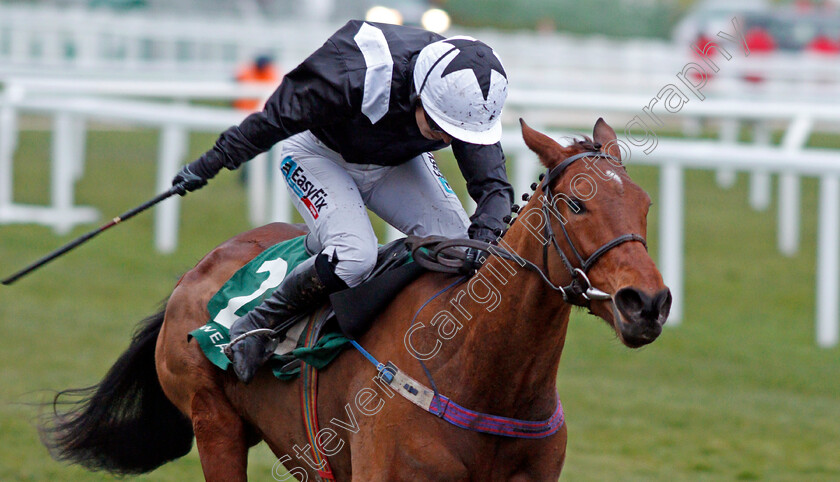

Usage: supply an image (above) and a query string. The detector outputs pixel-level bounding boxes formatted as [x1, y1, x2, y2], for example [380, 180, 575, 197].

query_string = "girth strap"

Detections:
[300, 307, 336, 481]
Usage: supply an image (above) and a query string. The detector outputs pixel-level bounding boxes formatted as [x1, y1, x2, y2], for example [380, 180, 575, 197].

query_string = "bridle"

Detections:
[408, 149, 647, 307]
[537, 150, 647, 306]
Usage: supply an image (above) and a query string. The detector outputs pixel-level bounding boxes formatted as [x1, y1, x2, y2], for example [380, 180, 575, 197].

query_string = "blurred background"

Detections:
[0, 0, 838, 480]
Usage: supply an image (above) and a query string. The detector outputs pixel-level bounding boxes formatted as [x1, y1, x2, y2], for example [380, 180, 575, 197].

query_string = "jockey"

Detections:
[172, 20, 514, 383]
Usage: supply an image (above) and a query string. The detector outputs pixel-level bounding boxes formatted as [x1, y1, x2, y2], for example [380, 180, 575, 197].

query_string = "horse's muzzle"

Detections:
[612, 287, 672, 347]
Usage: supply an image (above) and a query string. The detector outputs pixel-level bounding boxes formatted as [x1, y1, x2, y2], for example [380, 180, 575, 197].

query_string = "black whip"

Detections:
[2, 185, 183, 285]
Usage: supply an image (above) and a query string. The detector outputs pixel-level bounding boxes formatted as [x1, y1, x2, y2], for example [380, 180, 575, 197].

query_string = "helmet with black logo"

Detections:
[414, 36, 508, 145]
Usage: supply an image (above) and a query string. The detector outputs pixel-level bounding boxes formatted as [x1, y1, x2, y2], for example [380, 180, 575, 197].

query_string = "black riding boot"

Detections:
[226, 253, 345, 383]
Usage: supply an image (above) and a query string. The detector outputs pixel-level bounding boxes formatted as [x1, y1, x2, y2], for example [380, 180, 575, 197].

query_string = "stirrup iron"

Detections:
[223, 328, 281, 359]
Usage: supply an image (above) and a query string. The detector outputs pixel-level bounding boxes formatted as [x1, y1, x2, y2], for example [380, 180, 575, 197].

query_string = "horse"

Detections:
[41, 118, 671, 481]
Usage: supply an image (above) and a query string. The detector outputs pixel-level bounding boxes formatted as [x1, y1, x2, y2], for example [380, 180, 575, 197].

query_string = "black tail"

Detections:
[40, 305, 194, 475]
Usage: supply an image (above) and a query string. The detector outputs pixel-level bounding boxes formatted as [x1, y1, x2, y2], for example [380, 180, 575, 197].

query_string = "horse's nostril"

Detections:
[653, 288, 672, 324]
[614, 287, 645, 319]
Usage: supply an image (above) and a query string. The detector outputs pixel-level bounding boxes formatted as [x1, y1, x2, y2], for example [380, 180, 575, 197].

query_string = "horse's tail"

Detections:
[39, 304, 194, 475]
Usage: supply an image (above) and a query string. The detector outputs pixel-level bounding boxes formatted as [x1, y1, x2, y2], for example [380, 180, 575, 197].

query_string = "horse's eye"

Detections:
[568, 198, 586, 214]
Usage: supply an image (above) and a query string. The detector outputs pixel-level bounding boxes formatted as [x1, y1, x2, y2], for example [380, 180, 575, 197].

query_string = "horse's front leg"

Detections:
[507, 424, 568, 482]
[191, 388, 250, 482]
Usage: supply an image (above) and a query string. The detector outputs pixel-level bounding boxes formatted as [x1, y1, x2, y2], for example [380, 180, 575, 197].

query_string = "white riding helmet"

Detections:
[414, 36, 508, 145]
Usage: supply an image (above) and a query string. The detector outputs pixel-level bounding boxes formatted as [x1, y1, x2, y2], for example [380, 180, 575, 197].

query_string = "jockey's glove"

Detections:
[172, 164, 208, 196]
[460, 247, 486, 277]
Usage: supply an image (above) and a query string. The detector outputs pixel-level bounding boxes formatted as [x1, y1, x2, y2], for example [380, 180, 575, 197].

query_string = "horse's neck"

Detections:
[433, 219, 573, 419]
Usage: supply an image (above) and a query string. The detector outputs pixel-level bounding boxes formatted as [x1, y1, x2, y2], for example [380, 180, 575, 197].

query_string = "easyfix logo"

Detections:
[280, 157, 329, 219]
[427, 155, 455, 195]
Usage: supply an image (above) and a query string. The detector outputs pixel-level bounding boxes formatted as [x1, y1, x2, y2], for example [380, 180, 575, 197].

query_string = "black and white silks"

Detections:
[190, 20, 513, 242]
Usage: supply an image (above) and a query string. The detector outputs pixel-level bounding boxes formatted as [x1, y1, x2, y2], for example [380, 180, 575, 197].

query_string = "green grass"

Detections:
[1, 126, 839, 481]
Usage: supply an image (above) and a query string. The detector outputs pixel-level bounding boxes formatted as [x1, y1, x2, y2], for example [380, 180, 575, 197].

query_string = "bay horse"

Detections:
[42, 119, 671, 480]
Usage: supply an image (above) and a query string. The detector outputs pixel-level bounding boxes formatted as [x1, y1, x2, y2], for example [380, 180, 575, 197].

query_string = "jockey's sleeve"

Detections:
[188, 38, 352, 180]
[452, 141, 514, 243]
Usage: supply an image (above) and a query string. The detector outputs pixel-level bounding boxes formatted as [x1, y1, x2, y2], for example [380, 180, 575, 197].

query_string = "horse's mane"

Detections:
[536, 135, 610, 172]
[571, 136, 601, 152]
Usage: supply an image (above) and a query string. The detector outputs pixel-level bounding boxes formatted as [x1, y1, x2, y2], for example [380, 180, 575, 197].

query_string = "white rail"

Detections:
[501, 131, 840, 349]
[0, 93, 298, 253]
[1, 87, 838, 347]
[4, 4, 840, 101]
[0, 4, 334, 77]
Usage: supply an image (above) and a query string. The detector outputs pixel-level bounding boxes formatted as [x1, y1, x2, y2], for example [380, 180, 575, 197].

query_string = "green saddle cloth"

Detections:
[189, 235, 350, 380]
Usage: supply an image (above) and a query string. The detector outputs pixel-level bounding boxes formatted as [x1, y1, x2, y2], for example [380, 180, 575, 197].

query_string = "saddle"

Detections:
[330, 237, 426, 337]
[190, 236, 428, 380]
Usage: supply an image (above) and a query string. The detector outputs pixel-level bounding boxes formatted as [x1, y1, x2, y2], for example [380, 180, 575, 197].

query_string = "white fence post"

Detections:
[778, 173, 801, 257]
[51, 112, 79, 234]
[155, 123, 188, 253]
[715, 118, 739, 188]
[70, 115, 87, 182]
[749, 121, 772, 211]
[247, 152, 269, 226]
[660, 164, 684, 325]
[778, 115, 813, 256]
[0, 86, 21, 213]
[816, 175, 839, 348]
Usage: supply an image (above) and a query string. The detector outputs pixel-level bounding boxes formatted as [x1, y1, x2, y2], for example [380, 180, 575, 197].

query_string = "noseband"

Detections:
[538, 150, 647, 306]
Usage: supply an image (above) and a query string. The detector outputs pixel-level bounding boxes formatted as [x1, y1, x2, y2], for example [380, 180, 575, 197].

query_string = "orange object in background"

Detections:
[234, 55, 280, 112]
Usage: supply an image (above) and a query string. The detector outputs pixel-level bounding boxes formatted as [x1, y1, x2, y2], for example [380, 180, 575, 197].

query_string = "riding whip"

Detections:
[2, 185, 184, 285]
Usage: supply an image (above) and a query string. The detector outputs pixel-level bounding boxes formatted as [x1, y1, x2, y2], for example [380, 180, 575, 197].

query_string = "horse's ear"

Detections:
[520, 118, 563, 168]
[593, 117, 621, 160]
